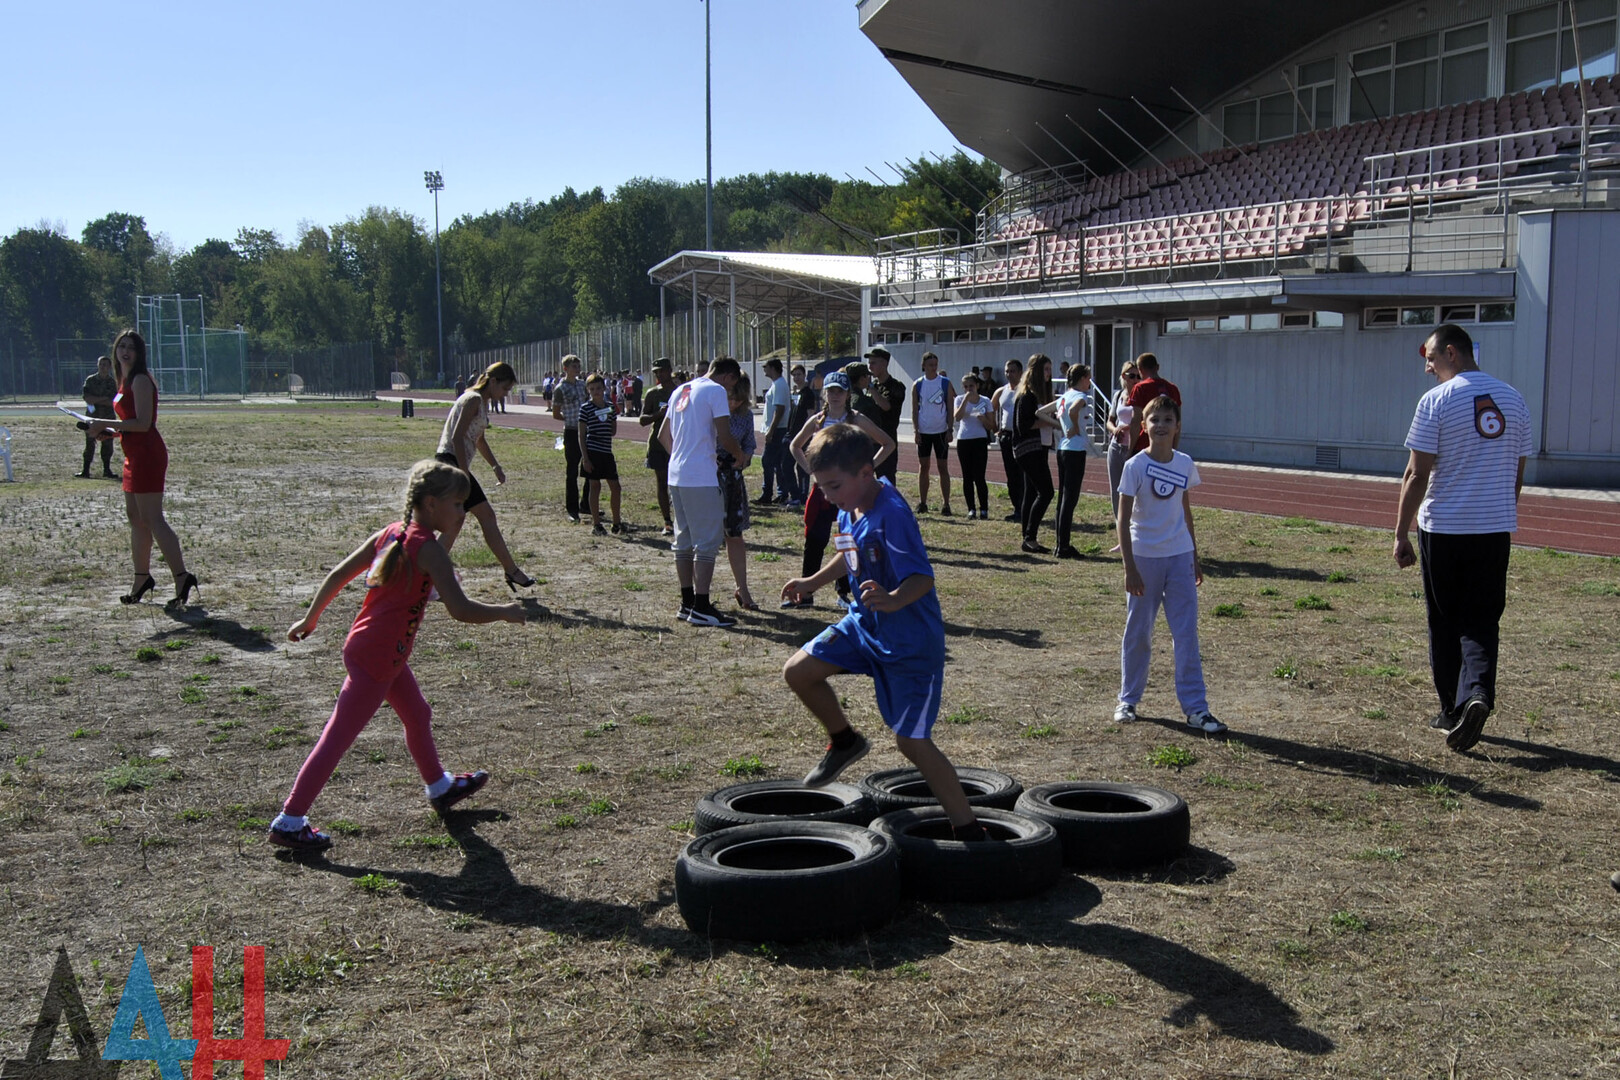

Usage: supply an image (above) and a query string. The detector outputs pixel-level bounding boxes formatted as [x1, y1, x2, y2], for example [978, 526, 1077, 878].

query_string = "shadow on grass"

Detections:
[293, 814, 1328, 1040]
[1474, 732, 1620, 778]
[938, 874, 1332, 1052]
[155, 614, 276, 653]
[291, 810, 698, 951]
[944, 621, 1044, 649]
[1199, 558, 1327, 583]
[1131, 713, 1541, 811]
[1064, 922, 1333, 1052]
[1082, 845, 1238, 886]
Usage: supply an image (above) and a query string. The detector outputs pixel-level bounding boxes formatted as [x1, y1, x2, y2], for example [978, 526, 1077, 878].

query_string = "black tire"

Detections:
[693, 780, 877, 835]
[1014, 781, 1190, 869]
[857, 766, 1023, 814]
[675, 821, 900, 941]
[867, 807, 1063, 902]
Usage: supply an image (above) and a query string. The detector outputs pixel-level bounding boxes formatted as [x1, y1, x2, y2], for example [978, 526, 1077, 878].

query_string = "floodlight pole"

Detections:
[704, 0, 713, 251]
[704, 0, 715, 361]
[424, 170, 445, 387]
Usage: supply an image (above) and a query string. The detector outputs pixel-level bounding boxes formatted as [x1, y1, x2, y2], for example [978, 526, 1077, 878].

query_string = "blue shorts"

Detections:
[802, 618, 942, 740]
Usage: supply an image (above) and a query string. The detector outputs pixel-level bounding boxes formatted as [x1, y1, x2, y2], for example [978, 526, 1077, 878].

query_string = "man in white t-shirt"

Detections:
[755, 358, 797, 505]
[660, 357, 748, 628]
[910, 351, 955, 515]
[1394, 323, 1532, 753]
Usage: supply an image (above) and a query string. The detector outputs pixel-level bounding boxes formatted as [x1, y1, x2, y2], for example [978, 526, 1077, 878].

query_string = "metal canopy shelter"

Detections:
[857, 0, 1393, 175]
[647, 250, 879, 361]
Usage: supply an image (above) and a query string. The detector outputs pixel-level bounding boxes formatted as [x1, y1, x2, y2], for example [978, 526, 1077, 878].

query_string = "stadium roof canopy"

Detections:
[647, 251, 877, 322]
[858, 0, 1395, 175]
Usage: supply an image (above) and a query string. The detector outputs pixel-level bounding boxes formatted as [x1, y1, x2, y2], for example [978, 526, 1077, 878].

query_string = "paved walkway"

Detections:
[384, 393, 1620, 558]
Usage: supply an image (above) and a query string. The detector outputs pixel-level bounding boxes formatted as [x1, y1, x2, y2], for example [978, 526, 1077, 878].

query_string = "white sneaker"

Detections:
[1113, 702, 1137, 722]
[1186, 710, 1228, 734]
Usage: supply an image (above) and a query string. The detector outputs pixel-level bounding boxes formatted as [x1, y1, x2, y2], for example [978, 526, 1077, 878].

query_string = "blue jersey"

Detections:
[831, 479, 945, 667]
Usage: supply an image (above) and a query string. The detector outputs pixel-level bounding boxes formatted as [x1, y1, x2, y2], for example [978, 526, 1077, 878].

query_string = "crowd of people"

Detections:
[72, 324, 1538, 865]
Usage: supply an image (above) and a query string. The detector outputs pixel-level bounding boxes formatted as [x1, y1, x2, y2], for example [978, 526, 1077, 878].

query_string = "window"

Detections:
[1282, 312, 1314, 328]
[1224, 100, 1258, 145]
[1351, 22, 1489, 120]
[1480, 302, 1516, 322]
[1258, 92, 1295, 142]
[1507, 0, 1618, 92]
[968, 328, 990, 342]
[1314, 311, 1345, 329]
[1296, 59, 1336, 130]
[1219, 314, 1247, 331]
[1440, 303, 1479, 322]
[1226, 64, 1335, 144]
[1163, 319, 1191, 334]
[989, 327, 1009, 341]
[1364, 307, 1400, 327]
[1402, 306, 1437, 326]
[1249, 312, 1281, 330]
[1441, 23, 1490, 105]
[1350, 46, 1394, 123]
[1192, 317, 1218, 331]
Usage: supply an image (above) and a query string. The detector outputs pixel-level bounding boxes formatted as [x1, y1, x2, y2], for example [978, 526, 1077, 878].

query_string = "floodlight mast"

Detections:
[424, 170, 446, 387]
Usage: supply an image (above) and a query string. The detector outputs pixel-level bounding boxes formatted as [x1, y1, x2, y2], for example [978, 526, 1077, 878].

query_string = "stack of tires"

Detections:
[674, 769, 1190, 942]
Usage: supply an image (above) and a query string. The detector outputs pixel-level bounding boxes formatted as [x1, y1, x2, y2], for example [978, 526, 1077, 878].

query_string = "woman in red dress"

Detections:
[94, 330, 198, 608]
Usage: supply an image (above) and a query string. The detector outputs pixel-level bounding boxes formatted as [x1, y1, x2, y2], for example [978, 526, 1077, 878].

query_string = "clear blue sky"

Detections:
[2, 1, 960, 252]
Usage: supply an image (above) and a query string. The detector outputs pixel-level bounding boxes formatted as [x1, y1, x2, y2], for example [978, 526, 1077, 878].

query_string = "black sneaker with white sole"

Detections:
[1446, 696, 1490, 752]
[685, 603, 735, 628]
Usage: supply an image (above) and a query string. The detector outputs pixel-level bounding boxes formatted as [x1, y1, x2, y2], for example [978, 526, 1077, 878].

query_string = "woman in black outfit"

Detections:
[1012, 353, 1059, 554]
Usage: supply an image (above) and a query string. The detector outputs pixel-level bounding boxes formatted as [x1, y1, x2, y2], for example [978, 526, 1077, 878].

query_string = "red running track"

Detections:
[402, 401, 1620, 558]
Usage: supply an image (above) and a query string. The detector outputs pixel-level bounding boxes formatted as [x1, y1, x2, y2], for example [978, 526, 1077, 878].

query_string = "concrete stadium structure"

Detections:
[854, 0, 1620, 485]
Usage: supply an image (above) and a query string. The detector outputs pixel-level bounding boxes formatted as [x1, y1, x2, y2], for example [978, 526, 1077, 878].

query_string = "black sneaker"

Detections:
[430, 770, 490, 814]
[752, 494, 775, 506]
[267, 823, 333, 852]
[803, 732, 870, 787]
[1003, 513, 1021, 522]
[610, 522, 625, 534]
[685, 603, 735, 628]
[915, 501, 929, 514]
[1446, 697, 1490, 752]
[1021, 540, 1049, 554]
[939, 505, 953, 517]
[1056, 545, 1083, 560]
[592, 523, 608, 536]
[1428, 710, 1457, 731]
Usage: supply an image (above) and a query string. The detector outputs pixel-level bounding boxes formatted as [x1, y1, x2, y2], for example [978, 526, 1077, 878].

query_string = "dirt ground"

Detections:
[2, 404, 1618, 1079]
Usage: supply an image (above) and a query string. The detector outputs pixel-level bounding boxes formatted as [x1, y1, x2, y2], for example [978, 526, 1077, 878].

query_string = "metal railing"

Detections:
[875, 114, 1620, 307]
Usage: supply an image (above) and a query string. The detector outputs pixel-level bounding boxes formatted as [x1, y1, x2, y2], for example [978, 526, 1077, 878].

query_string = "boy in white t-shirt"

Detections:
[1114, 395, 1225, 733]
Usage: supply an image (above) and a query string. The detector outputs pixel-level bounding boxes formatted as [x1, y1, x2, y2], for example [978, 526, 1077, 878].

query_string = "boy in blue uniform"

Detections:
[781, 423, 987, 841]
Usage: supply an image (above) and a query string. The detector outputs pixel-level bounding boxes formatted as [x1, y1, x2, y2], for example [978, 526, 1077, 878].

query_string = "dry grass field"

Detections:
[1, 404, 1618, 1079]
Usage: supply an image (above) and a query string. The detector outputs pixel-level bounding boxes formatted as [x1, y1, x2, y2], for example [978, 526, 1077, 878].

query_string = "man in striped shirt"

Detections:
[1394, 323, 1532, 753]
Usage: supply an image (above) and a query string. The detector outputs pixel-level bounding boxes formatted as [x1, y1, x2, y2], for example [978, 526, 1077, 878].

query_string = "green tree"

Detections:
[81, 212, 158, 327]
[0, 226, 103, 357]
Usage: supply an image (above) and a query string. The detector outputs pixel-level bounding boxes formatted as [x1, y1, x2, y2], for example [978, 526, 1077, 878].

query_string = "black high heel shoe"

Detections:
[165, 573, 199, 611]
[504, 569, 535, 592]
[120, 574, 156, 605]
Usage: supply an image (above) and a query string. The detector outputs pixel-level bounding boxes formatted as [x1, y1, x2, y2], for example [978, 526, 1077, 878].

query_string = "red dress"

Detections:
[114, 376, 169, 494]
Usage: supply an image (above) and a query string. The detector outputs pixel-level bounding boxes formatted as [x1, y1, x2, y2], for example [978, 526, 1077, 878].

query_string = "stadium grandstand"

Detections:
[847, 0, 1620, 484]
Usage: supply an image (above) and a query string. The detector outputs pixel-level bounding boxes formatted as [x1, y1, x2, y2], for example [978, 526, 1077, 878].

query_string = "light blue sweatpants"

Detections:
[1119, 551, 1208, 715]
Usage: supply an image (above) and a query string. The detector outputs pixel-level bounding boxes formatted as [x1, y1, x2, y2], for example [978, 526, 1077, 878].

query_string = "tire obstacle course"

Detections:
[675, 768, 1192, 941]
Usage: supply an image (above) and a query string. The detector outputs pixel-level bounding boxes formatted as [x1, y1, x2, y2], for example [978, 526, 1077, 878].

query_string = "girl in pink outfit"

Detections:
[268, 460, 527, 852]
